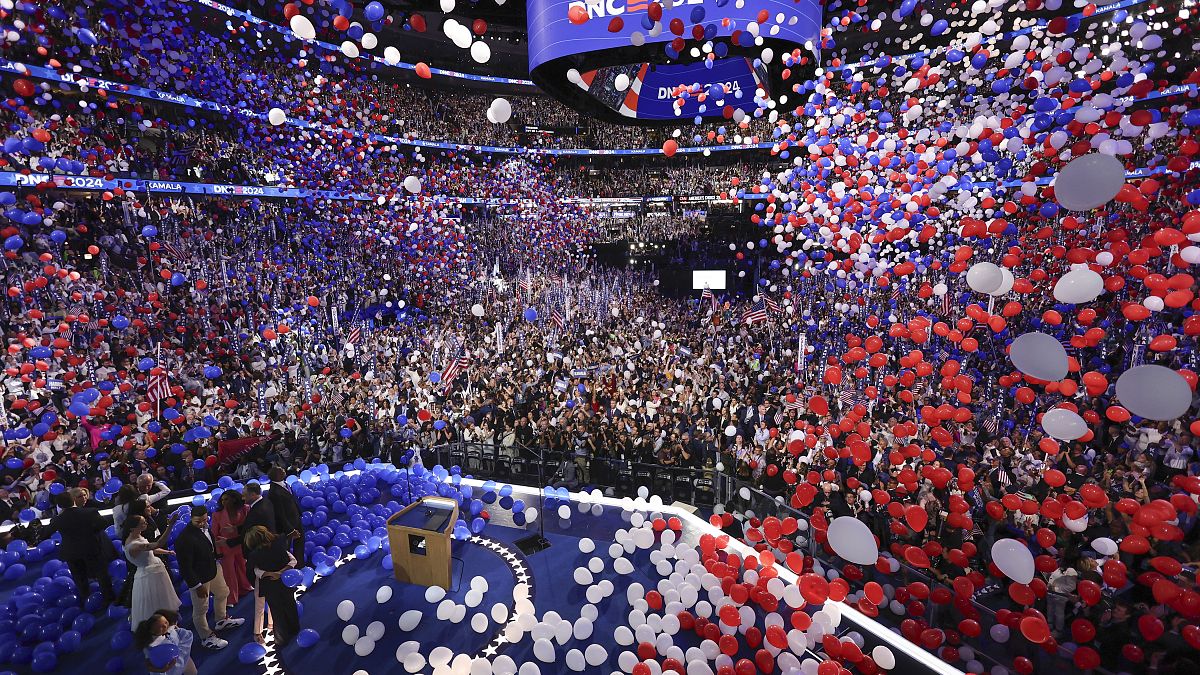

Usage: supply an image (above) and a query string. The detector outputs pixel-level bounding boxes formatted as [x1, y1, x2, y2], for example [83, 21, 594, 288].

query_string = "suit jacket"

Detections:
[267, 482, 301, 534]
[242, 498, 277, 539]
[173, 525, 219, 589]
[43, 506, 109, 561]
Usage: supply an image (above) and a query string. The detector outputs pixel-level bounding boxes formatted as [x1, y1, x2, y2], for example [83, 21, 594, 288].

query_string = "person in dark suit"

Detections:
[240, 481, 276, 643]
[241, 482, 276, 537]
[265, 467, 304, 565]
[244, 526, 301, 648]
[173, 506, 242, 650]
[42, 489, 115, 605]
[0, 488, 24, 524]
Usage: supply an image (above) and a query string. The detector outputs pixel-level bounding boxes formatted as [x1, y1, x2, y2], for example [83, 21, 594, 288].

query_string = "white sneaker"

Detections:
[214, 617, 245, 631]
[202, 636, 229, 650]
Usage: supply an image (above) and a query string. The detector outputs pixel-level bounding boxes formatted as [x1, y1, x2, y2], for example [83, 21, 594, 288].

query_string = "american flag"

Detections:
[441, 351, 472, 389]
[700, 288, 717, 314]
[940, 292, 952, 316]
[146, 371, 171, 403]
[160, 240, 186, 260]
[518, 270, 534, 295]
[763, 294, 781, 315]
[550, 309, 565, 329]
[345, 325, 362, 346]
[783, 395, 804, 411]
[742, 299, 768, 325]
[890, 286, 902, 302]
[837, 389, 857, 409]
[982, 414, 1000, 435]
[327, 391, 346, 408]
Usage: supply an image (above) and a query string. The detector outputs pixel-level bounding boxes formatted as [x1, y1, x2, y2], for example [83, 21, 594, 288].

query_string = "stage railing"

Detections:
[422, 442, 731, 507]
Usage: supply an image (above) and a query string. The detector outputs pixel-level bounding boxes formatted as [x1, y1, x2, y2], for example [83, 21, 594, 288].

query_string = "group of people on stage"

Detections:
[35, 465, 305, 672]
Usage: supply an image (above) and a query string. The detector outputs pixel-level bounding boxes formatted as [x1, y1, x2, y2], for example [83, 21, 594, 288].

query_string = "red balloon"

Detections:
[1138, 614, 1165, 641]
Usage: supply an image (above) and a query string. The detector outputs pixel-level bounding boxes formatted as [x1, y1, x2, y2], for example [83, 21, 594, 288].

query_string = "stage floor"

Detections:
[0, 469, 961, 675]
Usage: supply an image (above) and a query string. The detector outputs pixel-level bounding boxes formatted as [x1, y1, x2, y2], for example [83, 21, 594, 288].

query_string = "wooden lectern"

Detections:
[386, 496, 458, 589]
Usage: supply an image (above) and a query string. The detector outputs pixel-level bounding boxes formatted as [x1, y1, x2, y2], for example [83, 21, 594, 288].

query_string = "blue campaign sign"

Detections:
[527, 0, 823, 71]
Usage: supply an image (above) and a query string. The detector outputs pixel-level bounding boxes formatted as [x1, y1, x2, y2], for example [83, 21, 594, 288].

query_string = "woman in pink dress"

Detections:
[211, 490, 253, 608]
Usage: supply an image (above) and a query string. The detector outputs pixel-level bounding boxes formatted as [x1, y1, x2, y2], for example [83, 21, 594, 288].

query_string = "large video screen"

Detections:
[692, 270, 727, 290]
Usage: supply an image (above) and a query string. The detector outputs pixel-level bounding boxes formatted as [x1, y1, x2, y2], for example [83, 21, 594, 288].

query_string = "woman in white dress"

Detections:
[123, 514, 180, 628]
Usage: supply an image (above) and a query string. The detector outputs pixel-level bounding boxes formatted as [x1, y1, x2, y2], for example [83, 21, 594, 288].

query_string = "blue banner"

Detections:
[615, 58, 764, 120]
[526, 0, 822, 72]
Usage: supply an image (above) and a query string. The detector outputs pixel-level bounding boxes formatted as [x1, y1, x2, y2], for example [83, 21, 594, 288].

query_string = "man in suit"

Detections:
[266, 467, 304, 565]
[241, 482, 276, 536]
[0, 488, 24, 524]
[240, 481, 276, 643]
[173, 506, 243, 649]
[42, 489, 115, 605]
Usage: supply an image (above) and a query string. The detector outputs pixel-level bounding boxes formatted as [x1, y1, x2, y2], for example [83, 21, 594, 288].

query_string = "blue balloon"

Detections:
[364, 1, 385, 21]
[140, 225, 158, 238]
[523, 308, 538, 322]
[237, 642, 266, 664]
[296, 628, 320, 648]
[109, 630, 133, 651]
[148, 643, 180, 668]
[281, 569, 303, 587]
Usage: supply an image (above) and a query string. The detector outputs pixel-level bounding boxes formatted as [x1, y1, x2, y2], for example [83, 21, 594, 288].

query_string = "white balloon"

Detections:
[533, 638, 556, 662]
[1041, 408, 1087, 441]
[1053, 268, 1104, 304]
[872, 646, 896, 670]
[614, 74, 630, 91]
[398, 609, 423, 631]
[990, 623, 1010, 643]
[337, 600, 356, 622]
[425, 586, 446, 603]
[471, 303, 485, 317]
[403, 176, 422, 194]
[989, 267, 1015, 296]
[1009, 332, 1069, 381]
[289, 15, 316, 40]
[1145, 295, 1165, 312]
[470, 40, 492, 64]
[826, 516, 879, 565]
[354, 636, 375, 656]
[1091, 537, 1118, 556]
[361, 33, 378, 50]
[965, 262, 1004, 294]
[383, 46, 401, 65]
[440, 0, 456, 11]
[584, 644, 607, 666]
[376, 586, 393, 604]
[267, 108, 287, 126]
[1116, 365, 1192, 421]
[490, 98, 512, 123]
[365, 620, 385, 641]
[401, 652, 426, 673]
[340, 41, 360, 58]
[342, 624, 360, 645]
[1054, 153, 1126, 211]
[471, 613, 489, 633]
[990, 539, 1035, 584]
